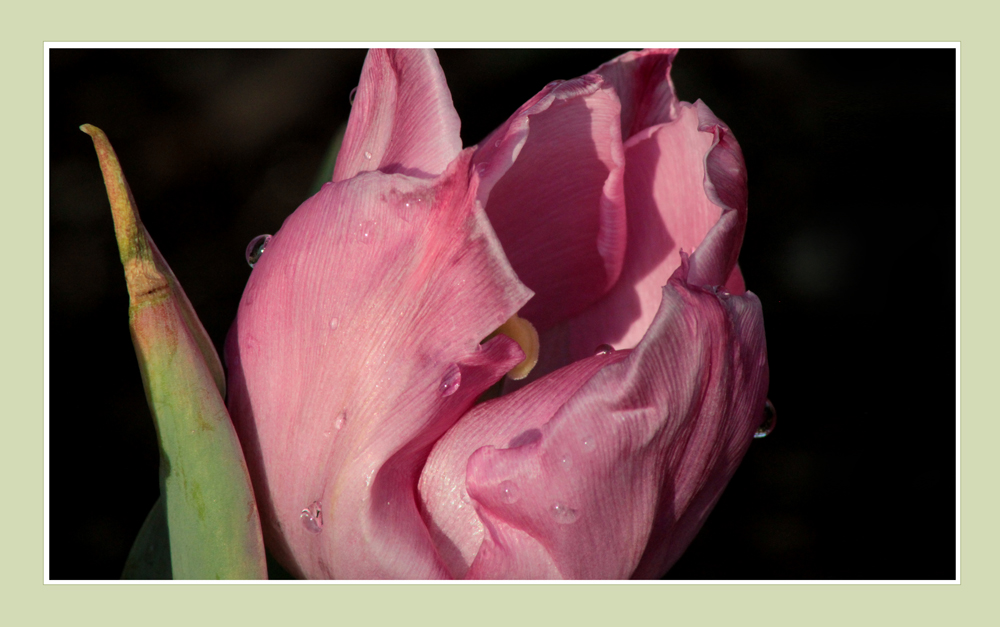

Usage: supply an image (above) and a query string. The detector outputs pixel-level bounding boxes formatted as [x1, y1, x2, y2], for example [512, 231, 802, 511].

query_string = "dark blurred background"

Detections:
[48, 48, 956, 580]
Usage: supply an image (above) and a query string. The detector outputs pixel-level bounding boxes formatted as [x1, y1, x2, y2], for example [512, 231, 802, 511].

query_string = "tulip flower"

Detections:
[225, 48, 769, 579]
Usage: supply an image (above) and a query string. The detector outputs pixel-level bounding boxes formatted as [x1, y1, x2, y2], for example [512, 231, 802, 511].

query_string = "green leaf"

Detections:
[308, 122, 347, 195]
[83, 124, 267, 579]
[121, 496, 171, 580]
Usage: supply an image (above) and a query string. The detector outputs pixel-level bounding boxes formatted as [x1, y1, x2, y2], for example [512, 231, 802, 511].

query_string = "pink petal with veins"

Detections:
[227, 150, 532, 579]
[592, 48, 680, 138]
[421, 258, 767, 579]
[472, 76, 627, 331]
[525, 99, 749, 383]
[333, 49, 463, 182]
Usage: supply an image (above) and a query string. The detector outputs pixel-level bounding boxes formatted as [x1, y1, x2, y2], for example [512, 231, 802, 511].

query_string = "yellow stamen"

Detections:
[488, 313, 539, 380]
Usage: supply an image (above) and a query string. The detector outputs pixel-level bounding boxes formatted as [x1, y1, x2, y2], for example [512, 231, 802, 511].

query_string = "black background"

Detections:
[48, 48, 956, 580]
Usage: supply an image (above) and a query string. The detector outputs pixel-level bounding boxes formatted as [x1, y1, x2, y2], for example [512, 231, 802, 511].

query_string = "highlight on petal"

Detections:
[471, 76, 627, 332]
[333, 49, 463, 182]
[226, 149, 533, 579]
[592, 48, 680, 140]
[420, 260, 768, 579]
[523, 99, 750, 383]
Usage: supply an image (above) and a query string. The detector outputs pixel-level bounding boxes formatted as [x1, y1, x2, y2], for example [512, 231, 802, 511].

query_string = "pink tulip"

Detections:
[226, 48, 768, 579]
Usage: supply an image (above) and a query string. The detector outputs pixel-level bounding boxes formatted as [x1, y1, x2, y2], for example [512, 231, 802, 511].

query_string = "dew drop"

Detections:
[581, 436, 596, 453]
[329, 317, 339, 330]
[356, 220, 376, 244]
[551, 503, 578, 524]
[494, 139, 501, 148]
[300, 501, 323, 533]
[245, 234, 272, 268]
[334, 411, 345, 431]
[348, 86, 358, 105]
[499, 480, 519, 504]
[559, 454, 573, 471]
[439, 363, 462, 397]
[594, 344, 615, 356]
[364, 151, 372, 160]
[754, 399, 777, 439]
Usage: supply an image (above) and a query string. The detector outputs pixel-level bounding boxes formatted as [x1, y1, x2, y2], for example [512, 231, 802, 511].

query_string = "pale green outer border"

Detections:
[14, 1, 995, 625]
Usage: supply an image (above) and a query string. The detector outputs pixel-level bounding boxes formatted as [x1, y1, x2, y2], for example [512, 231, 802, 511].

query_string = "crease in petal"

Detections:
[433, 259, 767, 580]
[472, 76, 628, 331]
[593, 48, 680, 140]
[226, 149, 533, 579]
[333, 49, 463, 182]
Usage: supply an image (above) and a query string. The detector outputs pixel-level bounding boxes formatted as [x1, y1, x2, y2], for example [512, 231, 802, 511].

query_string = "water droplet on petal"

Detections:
[300, 501, 323, 533]
[594, 344, 614, 356]
[494, 139, 501, 148]
[581, 437, 596, 453]
[364, 151, 372, 160]
[499, 481, 519, 504]
[356, 220, 376, 244]
[551, 503, 578, 524]
[755, 399, 777, 439]
[334, 411, 345, 430]
[559, 454, 573, 471]
[439, 363, 461, 397]
[329, 317, 339, 330]
[348, 86, 358, 105]
[245, 234, 272, 268]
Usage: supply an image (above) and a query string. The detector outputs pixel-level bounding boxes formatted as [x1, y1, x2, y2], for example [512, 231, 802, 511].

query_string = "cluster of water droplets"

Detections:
[245, 234, 272, 268]
[300, 500, 323, 534]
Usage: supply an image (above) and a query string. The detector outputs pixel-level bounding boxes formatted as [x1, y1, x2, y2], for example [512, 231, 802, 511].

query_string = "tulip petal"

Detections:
[422, 260, 768, 579]
[592, 48, 680, 139]
[418, 349, 630, 578]
[333, 49, 463, 182]
[686, 100, 749, 288]
[523, 100, 749, 383]
[472, 76, 627, 331]
[227, 150, 533, 578]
